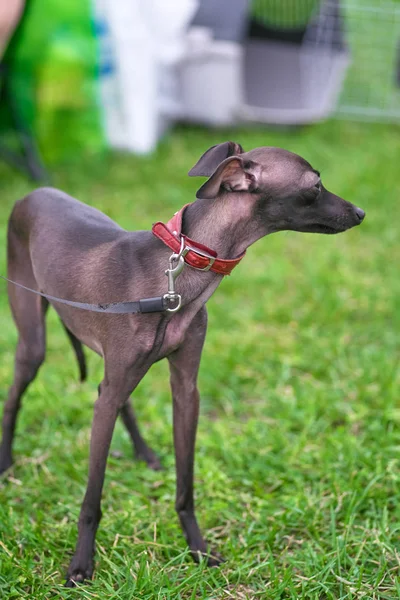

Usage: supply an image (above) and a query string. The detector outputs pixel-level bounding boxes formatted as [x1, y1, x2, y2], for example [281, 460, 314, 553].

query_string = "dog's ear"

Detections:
[188, 141, 244, 177]
[195, 156, 261, 199]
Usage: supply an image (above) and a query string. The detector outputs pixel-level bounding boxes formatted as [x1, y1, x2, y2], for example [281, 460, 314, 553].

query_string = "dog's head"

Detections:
[189, 141, 365, 235]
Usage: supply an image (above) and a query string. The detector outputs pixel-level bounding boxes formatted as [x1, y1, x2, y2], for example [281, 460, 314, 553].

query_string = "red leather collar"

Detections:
[152, 204, 245, 276]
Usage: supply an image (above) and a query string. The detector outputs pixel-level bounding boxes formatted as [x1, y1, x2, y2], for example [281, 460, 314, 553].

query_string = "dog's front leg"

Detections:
[65, 360, 150, 587]
[168, 308, 223, 566]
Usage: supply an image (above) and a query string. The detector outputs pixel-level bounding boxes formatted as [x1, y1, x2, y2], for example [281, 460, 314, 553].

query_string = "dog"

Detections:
[0, 142, 365, 585]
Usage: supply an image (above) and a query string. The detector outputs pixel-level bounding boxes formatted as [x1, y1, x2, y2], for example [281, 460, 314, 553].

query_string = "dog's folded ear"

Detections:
[195, 156, 261, 199]
[188, 141, 244, 177]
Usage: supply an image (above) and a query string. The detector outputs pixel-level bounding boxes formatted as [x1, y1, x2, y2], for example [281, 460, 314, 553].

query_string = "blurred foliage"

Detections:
[5, 0, 104, 162]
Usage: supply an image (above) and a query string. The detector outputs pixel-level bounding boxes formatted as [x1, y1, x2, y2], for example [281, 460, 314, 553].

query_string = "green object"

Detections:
[8, 0, 104, 162]
[251, 0, 319, 29]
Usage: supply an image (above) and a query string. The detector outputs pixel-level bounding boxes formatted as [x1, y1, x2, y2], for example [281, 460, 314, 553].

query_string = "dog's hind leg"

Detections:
[120, 401, 162, 470]
[0, 227, 48, 474]
[62, 322, 87, 382]
[98, 381, 161, 471]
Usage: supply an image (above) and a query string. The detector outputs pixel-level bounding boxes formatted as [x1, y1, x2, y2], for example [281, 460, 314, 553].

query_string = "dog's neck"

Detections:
[152, 193, 271, 319]
[182, 193, 268, 259]
[158, 193, 270, 318]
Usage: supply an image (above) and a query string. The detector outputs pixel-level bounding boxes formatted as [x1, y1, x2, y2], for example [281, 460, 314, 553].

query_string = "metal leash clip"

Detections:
[164, 236, 188, 313]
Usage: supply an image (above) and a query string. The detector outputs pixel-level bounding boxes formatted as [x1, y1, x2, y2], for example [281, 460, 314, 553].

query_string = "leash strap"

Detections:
[1, 203, 245, 314]
[0, 276, 166, 314]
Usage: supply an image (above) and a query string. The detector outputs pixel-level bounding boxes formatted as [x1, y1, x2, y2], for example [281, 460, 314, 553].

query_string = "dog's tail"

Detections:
[62, 323, 87, 382]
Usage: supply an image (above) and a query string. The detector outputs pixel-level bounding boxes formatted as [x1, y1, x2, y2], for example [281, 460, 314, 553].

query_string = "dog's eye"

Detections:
[300, 186, 319, 203]
[300, 181, 322, 204]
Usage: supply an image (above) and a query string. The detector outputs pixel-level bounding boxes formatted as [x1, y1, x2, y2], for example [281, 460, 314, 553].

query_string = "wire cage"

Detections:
[242, 0, 350, 124]
[333, 0, 400, 121]
[187, 0, 400, 125]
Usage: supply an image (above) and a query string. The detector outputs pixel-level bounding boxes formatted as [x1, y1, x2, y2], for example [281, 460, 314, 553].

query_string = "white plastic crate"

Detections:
[179, 28, 244, 126]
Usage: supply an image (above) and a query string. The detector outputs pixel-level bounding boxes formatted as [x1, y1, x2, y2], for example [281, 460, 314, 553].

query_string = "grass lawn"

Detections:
[0, 120, 400, 599]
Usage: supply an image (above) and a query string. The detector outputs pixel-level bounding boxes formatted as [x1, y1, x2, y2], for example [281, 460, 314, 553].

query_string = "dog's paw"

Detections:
[64, 572, 92, 588]
[206, 551, 225, 567]
[146, 457, 163, 471]
[136, 450, 163, 471]
[65, 560, 94, 587]
[191, 548, 225, 567]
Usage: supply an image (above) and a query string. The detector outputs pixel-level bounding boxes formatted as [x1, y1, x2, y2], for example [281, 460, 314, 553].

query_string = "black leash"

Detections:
[0, 275, 167, 314]
[0, 236, 188, 315]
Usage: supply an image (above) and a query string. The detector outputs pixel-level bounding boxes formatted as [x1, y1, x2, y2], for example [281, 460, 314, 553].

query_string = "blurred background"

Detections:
[1, 0, 399, 170]
[1, 1, 400, 598]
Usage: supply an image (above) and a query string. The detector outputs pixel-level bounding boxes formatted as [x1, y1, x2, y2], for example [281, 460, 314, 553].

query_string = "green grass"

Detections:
[1, 120, 400, 599]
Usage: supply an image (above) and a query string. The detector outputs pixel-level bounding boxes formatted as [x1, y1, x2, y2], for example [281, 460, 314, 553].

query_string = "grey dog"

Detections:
[0, 142, 365, 585]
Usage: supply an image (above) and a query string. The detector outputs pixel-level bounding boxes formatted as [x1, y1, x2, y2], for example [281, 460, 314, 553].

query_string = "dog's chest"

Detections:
[159, 320, 189, 357]
[158, 308, 201, 358]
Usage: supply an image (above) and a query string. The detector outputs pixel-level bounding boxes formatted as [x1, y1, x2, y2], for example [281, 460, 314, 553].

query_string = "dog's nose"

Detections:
[355, 207, 365, 222]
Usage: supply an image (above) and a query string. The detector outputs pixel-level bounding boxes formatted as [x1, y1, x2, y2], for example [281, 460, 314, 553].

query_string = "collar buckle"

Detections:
[184, 242, 216, 272]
